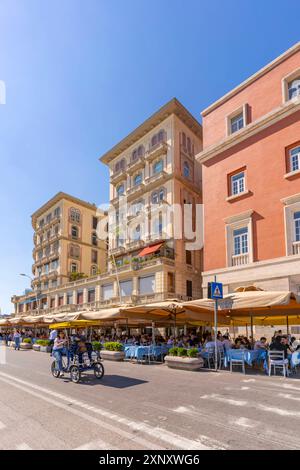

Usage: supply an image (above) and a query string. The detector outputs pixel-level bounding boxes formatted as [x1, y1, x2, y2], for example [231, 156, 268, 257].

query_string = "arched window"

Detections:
[133, 224, 141, 241]
[138, 145, 144, 157]
[153, 159, 163, 174]
[152, 191, 159, 204]
[69, 244, 80, 258]
[91, 265, 97, 276]
[70, 262, 78, 273]
[115, 158, 125, 172]
[134, 173, 142, 186]
[70, 208, 81, 223]
[116, 184, 125, 196]
[71, 226, 79, 239]
[158, 130, 165, 143]
[182, 132, 186, 147]
[183, 161, 190, 178]
[289, 78, 300, 100]
[159, 187, 165, 201]
[151, 134, 158, 147]
[132, 149, 138, 161]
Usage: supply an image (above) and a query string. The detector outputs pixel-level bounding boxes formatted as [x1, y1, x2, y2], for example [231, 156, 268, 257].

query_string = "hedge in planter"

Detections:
[36, 339, 51, 352]
[101, 342, 125, 361]
[103, 342, 123, 352]
[20, 338, 32, 349]
[165, 347, 203, 371]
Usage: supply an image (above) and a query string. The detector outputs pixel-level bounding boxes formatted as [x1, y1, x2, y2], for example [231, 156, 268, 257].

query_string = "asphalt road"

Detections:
[0, 346, 300, 450]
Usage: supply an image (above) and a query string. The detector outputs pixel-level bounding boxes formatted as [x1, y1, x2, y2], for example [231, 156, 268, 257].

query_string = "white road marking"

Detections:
[0, 371, 214, 450]
[75, 439, 115, 450]
[278, 393, 300, 402]
[0, 421, 6, 430]
[242, 379, 256, 383]
[241, 387, 250, 390]
[234, 417, 257, 429]
[16, 443, 32, 450]
[200, 394, 247, 407]
[258, 404, 300, 418]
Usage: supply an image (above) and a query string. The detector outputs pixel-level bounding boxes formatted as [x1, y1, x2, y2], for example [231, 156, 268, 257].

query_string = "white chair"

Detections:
[229, 350, 245, 374]
[217, 347, 225, 370]
[268, 350, 289, 377]
[206, 347, 215, 369]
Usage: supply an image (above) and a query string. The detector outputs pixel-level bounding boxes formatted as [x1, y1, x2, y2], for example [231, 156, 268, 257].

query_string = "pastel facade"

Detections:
[198, 43, 300, 296]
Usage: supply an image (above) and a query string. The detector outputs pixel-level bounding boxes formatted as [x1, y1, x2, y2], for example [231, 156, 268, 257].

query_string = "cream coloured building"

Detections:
[11, 99, 203, 316]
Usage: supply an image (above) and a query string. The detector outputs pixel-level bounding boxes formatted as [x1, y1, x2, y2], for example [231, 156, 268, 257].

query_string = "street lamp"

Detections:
[20, 272, 41, 315]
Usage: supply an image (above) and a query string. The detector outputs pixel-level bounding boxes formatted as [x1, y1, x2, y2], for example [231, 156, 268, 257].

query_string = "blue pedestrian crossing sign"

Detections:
[209, 282, 223, 299]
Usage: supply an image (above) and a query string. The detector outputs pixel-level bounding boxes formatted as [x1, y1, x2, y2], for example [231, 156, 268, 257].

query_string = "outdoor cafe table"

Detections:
[124, 344, 169, 361]
[224, 348, 268, 370]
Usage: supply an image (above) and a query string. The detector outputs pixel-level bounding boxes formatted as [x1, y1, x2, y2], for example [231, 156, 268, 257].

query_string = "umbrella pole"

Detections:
[246, 324, 248, 338]
[250, 315, 254, 346]
[151, 321, 155, 345]
[286, 316, 289, 336]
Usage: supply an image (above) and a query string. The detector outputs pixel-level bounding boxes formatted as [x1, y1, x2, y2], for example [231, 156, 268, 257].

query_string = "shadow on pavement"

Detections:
[62, 374, 148, 388]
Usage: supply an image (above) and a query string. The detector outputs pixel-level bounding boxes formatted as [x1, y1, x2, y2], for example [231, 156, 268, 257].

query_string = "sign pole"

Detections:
[214, 275, 218, 372]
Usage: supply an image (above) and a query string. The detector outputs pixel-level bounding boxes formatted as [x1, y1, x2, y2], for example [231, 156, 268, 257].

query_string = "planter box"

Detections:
[33, 344, 41, 351]
[20, 342, 32, 350]
[40, 345, 51, 353]
[101, 350, 125, 361]
[164, 355, 204, 371]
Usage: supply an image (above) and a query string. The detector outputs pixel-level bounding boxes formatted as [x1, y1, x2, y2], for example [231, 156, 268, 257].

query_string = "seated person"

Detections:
[254, 337, 268, 350]
[222, 335, 233, 350]
[270, 335, 291, 358]
[232, 338, 242, 349]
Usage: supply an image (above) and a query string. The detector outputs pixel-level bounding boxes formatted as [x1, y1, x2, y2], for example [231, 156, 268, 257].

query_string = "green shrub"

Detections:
[104, 342, 123, 352]
[23, 338, 32, 344]
[177, 347, 187, 357]
[36, 339, 50, 346]
[187, 348, 199, 358]
[92, 341, 102, 351]
[168, 347, 178, 356]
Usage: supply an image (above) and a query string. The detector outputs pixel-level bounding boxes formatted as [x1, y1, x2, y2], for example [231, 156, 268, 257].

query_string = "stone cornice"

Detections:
[197, 98, 300, 164]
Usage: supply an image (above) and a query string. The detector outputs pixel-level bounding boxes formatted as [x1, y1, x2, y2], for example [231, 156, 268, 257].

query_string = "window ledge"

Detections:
[226, 190, 251, 202]
[284, 169, 300, 179]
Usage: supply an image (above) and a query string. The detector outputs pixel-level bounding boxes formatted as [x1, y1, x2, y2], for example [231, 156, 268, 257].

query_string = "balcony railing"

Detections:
[146, 142, 168, 162]
[127, 156, 145, 174]
[110, 169, 127, 184]
[144, 170, 168, 188]
[126, 183, 145, 200]
[292, 241, 300, 255]
[231, 253, 249, 266]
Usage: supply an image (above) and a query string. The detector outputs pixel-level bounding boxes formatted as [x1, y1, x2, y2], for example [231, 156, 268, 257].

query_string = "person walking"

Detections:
[13, 329, 21, 351]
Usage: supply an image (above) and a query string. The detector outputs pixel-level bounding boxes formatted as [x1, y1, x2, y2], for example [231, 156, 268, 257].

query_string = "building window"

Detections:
[39, 218, 44, 228]
[186, 250, 192, 265]
[92, 216, 98, 230]
[77, 291, 83, 304]
[133, 173, 142, 186]
[133, 224, 141, 241]
[289, 146, 300, 173]
[115, 158, 126, 172]
[70, 262, 78, 273]
[120, 279, 133, 297]
[51, 259, 59, 270]
[67, 292, 73, 304]
[88, 288, 95, 303]
[151, 188, 165, 204]
[54, 207, 60, 218]
[138, 145, 144, 157]
[44, 263, 49, 274]
[231, 171, 245, 196]
[71, 226, 79, 239]
[294, 211, 300, 242]
[230, 113, 244, 134]
[45, 245, 51, 257]
[52, 279, 57, 289]
[183, 161, 190, 178]
[92, 232, 98, 246]
[151, 130, 165, 148]
[288, 78, 300, 100]
[91, 249, 98, 263]
[168, 272, 175, 293]
[46, 213, 52, 224]
[116, 184, 125, 197]
[69, 244, 80, 259]
[44, 281, 49, 290]
[153, 159, 163, 174]
[58, 296, 64, 306]
[233, 227, 248, 255]
[102, 283, 114, 300]
[70, 208, 81, 223]
[91, 265, 97, 276]
[139, 275, 155, 295]
[186, 280, 193, 298]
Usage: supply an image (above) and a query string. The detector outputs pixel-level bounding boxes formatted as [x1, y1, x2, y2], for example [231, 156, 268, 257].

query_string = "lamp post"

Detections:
[20, 270, 41, 316]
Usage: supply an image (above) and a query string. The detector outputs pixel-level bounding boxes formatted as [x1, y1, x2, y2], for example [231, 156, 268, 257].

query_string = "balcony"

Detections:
[127, 157, 145, 175]
[144, 170, 168, 189]
[180, 144, 194, 159]
[110, 169, 127, 185]
[109, 246, 126, 257]
[146, 142, 168, 162]
[292, 241, 300, 255]
[126, 239, 145, 251]
[231, 253, 249, 266]
[126, 183, 145, 201]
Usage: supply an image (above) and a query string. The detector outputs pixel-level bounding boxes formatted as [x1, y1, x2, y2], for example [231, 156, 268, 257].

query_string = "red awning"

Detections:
[138, 242, 164, 257]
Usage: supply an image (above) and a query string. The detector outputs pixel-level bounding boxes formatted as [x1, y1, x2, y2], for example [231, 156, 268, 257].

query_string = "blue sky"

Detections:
[0, 0, 299, 314]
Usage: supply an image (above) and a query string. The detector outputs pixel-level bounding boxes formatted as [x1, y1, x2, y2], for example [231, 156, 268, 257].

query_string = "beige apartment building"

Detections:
[11, 98, 203, 317]
[12, 192, 107, 314]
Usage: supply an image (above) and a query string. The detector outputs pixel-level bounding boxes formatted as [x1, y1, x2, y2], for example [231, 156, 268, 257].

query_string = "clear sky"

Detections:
[0, 0, 299, 314]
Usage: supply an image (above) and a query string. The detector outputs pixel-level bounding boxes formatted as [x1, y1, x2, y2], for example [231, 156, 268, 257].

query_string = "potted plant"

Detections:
[33, 341, 41, 352]
[36, 339, 51, 353]
[164, 347, 204, 371]
[101, 342, 125, 361]
[20, 338, 32, 350]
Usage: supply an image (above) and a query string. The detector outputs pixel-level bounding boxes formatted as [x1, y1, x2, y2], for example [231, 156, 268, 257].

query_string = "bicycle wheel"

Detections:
[93, 361, 104, 379]
[70, 365, 81, 383]
[51, 361, 60, 378]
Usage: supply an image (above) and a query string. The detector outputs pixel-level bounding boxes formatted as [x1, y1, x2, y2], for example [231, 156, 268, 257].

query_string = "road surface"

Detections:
[0, 347, 300, 450]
